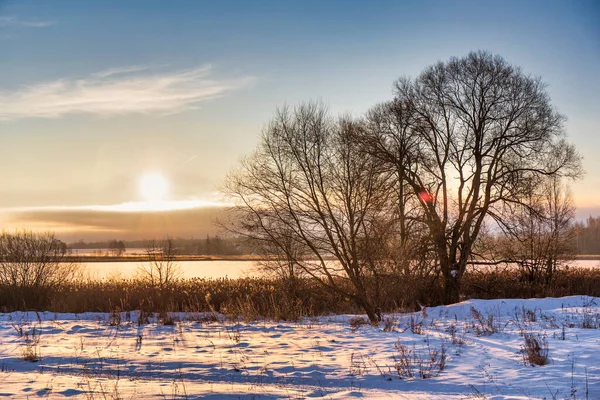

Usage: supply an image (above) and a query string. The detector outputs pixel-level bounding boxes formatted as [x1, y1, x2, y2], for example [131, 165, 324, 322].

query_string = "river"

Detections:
[82, 260, 259, 280]
[81, 259, 600, 280]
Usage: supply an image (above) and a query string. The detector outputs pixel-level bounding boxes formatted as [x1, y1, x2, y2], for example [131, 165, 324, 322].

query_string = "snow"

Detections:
[0, 296, 599, 399]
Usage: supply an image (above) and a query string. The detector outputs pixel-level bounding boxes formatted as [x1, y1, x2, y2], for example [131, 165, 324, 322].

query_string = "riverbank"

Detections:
[67, 254, 600, 263]
[66, 254, 267, 263]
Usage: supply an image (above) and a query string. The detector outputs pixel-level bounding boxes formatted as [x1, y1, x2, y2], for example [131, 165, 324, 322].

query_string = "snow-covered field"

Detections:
[1, 296, 599, 399]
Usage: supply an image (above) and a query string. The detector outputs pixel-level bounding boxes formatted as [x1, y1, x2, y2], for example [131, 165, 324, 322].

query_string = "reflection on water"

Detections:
[83, 260, 259, 280]
[82, 259, 599, 280]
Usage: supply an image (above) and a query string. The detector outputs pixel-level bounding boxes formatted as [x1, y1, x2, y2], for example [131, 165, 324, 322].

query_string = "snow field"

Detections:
[0, 296, 598, 399]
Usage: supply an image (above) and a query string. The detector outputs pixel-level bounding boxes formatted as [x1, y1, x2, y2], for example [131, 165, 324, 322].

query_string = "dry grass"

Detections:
[21, 327, 41, 362]
[522, 333, 549, 366]
[0, 268, 599, 318]
[393, 341, 447, 379]
[471, 307, 506, 336]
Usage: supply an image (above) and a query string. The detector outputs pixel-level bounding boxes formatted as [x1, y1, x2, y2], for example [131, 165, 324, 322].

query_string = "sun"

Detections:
[138, 172, 169, 203]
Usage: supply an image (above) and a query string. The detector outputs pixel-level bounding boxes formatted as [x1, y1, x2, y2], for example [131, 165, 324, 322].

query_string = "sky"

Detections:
[0, 0, 598, 241]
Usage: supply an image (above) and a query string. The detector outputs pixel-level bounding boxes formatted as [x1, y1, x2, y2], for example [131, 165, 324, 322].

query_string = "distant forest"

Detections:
[69, 235, 253, 256]
[574, 216, 600, 254]
[67, 216, 600, 256]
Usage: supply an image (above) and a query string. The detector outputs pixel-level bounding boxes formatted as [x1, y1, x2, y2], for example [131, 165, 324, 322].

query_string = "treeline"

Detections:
[69, 235, 253, 256]
[66, 217, 600, 257]
[573, 216, 600, 254]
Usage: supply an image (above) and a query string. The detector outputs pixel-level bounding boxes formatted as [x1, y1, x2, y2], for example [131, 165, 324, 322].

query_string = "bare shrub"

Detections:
[11, 321, 24, 337]
[393, 341, 447, 379]
[471, 307, 506, 336]
[409, 315, 423, 335]
[522, 333, 549, 366]
[521, 307, 537, 323]
[349, 316, 371, 331]
[137, 237, 181, 289]
[0, 230, 80, 308]
[513, 307, 539, 336]
[21, 327, 41, 362]
[446, 324, 467, 348]
[581, 308, 599, 329]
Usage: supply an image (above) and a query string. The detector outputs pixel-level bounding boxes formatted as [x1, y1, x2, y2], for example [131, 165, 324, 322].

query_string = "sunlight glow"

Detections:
[139, 172, 169, 203]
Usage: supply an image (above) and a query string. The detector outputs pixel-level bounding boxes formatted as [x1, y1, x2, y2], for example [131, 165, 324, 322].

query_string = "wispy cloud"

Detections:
[0, 16, 54, 28]
[0, 66, 255, 121]
[91, 65, 150, 78]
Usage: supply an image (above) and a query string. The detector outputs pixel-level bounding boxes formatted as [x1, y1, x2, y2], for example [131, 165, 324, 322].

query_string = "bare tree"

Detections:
[360, 51, 582, 303]
[108, 239, 126, 257]
[137, 236, 180, 288]
[0, 231, 80, 307]
[496, 176, 576, 283]
[225, 102, 394, 322]
[251, 222, 308, 283]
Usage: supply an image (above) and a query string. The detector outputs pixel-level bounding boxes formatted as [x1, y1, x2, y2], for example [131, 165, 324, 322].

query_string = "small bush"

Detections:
[446, 324, 467, 347]
[471, 307, 505, 336]
[581, 309, 599, 329]
[393, 341, 447, 379]
[410, 315, 423, 335]
[21, 328, 41, 362]
[522, 333, 549, 366]
[522, 307, 537, 322]
[349, 316, 370, 331]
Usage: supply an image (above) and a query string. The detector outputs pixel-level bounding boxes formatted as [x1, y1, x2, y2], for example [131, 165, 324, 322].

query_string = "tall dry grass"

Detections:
[1, 268, 599, 318]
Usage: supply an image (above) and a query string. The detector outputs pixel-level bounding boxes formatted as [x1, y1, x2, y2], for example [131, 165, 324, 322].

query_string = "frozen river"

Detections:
[82, 260, 259, 280]
[81, 259, 599, 280]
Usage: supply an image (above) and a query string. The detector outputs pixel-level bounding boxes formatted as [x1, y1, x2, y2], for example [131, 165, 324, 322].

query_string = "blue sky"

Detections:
[0, 0, 598, 239]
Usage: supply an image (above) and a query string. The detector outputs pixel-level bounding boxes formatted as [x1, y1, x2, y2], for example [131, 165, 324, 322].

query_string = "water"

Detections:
[82, 259, 599, 280]
[83, 260, 259, 280]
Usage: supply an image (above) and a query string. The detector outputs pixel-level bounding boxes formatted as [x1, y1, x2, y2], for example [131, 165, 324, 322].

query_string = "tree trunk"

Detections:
[436, 238, 463, 305]
[441, 271, 461, 305]
[356, 296, 380, 324]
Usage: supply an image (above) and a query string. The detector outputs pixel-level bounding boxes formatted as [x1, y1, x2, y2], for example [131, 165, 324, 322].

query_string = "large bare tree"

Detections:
[361, 51, 582, 303]
[225, 103, 393, 322]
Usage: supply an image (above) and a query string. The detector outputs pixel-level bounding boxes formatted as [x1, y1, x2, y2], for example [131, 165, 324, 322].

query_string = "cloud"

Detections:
[0, 65, 255, 121]
[1, 203, 229, 241]
[91, 66, 150, 78]
[0, 16, 54, 28]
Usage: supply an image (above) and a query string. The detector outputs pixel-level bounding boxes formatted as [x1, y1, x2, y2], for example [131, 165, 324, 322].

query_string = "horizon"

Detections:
[1, 0, 599, 241]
